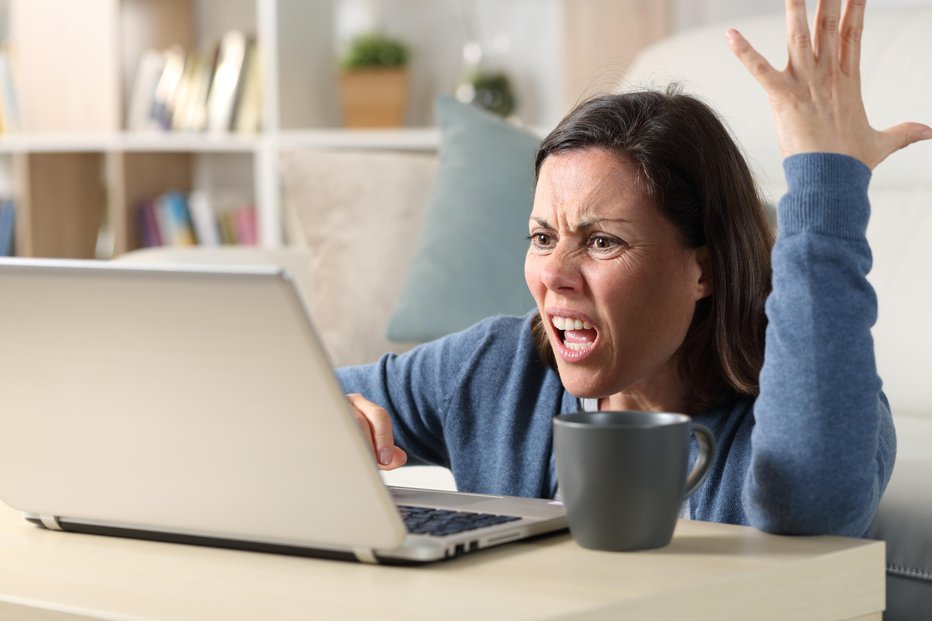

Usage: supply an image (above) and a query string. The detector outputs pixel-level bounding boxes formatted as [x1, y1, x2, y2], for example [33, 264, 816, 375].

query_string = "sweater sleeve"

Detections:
[745, 153, 896, 537]
[334, 328, 473, 469]
[334, 314, 567, 497]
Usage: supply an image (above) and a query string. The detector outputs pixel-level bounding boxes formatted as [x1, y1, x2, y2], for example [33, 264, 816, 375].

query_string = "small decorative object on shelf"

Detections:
[338, 33, 410, 128]
[452, 1, 517, 119]
[456, 65, 515, 119]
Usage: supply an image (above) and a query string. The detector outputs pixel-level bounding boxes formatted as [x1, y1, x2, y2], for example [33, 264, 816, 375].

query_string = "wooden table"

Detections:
[0, 503, 883, 620]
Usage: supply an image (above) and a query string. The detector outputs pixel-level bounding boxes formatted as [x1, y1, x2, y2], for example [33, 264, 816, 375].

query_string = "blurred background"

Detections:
[0, 0, 928, 261]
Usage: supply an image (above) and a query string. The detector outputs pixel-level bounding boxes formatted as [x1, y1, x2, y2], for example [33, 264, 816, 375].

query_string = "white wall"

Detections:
[672, 0, 932, 31]
[335, 0, 562, 127]
[330, 0, 932, 128]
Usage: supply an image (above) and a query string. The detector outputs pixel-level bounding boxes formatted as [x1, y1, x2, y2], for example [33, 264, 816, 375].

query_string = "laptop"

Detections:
[0, 258, 566, 564]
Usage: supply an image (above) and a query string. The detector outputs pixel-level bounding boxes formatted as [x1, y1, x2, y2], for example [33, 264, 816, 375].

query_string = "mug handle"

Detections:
[682, 423, 717, 499]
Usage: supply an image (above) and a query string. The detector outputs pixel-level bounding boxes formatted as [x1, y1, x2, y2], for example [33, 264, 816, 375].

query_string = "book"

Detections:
[188, 190, 220, 246]
[150, 46, 186, 130]
[218, 210, 237, 244]
[169, 52, 199, 132]
[135, 200, 162, 247]
[171, 48, 213, 132]
[232, 206, 257, 245]
[167, 192, 197, 246]
[126, 49, 166, 131]
[0, 51, 20, 134]
[153, 193, 196, 246]
[0, 200, 15, 256]
[206, 30, 247, 133]
[233, 39, 261, 133]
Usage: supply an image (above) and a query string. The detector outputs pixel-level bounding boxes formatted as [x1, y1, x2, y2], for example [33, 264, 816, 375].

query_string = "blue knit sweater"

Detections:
[338, 153, 897, 538]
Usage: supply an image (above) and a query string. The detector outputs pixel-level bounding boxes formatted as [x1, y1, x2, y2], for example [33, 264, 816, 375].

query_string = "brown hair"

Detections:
[531, 87, 774, 410]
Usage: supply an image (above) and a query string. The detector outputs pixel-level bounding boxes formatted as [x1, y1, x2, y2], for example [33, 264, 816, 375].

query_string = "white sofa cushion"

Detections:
[868, 189, 932, 421]
[621, 7, 932, 195]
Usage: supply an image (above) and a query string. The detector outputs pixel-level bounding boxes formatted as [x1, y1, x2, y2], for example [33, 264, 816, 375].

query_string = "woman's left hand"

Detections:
[726, 0, 932, 169]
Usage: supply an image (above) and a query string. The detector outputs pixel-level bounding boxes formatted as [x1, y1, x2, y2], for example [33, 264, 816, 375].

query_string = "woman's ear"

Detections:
[694, 246, 714, 299]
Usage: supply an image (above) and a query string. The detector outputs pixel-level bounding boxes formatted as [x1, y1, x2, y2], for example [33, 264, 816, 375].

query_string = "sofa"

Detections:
[617, 8, 932, 620]
[118, 6, 932, 619]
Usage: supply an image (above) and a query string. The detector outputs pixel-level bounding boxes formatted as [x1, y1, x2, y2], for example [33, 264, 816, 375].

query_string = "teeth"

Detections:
[565, 342, 593, 351]
[551, 315, 592, 331]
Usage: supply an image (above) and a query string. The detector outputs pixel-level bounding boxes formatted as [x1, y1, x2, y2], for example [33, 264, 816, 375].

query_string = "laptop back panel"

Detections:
[0, 259, 406, 550]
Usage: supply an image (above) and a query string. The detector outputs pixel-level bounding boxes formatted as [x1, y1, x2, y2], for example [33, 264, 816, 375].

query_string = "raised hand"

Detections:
[726, 0, 932, 169]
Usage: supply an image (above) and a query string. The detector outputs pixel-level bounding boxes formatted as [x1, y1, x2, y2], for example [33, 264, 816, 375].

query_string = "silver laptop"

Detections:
[0, 258, 566, 564]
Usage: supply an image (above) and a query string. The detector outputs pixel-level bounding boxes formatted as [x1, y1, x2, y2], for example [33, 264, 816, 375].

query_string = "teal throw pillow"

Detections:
[386, 96, 539, 342]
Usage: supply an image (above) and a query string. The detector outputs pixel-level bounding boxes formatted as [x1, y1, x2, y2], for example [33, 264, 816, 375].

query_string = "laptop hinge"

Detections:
[38, 515, 63, 531]
[353, 548, 378, 564]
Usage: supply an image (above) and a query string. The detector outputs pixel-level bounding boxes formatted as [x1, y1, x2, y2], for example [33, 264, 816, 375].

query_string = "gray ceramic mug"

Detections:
[553, 411, 716, 552]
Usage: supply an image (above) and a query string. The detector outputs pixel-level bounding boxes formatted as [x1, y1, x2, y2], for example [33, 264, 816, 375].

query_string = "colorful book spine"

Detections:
[233, 206, 257, 245]
[165, 192, 197, 246]
[134, 192, 260, 247]
[136, 200, 162, 247]
[127, 31, 258, 134]
[188, 190, 220, 246]
[0, 200, 15, 256]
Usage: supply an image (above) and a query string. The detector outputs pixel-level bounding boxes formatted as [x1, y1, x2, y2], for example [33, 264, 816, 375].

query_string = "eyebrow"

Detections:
[530, 216, 630, 229]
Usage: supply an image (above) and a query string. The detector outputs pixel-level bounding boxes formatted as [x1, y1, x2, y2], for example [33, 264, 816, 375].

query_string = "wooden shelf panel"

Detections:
[15, 153, 105, 259]
[0, 129, 446, 154]
[274, 128, 440, 151]
[0, 133, 260, 154]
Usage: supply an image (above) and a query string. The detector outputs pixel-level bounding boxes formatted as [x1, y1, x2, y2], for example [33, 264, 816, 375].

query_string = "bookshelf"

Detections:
[0, 0, 669, 259]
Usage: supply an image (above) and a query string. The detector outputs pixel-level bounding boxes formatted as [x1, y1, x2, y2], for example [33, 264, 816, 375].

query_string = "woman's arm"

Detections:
[337, 314, 567, 497]
[337, 330, 468, 470]
[746, 151, 895, 536]
[727, 0, 930, 535]
[337, 314, 553, 473]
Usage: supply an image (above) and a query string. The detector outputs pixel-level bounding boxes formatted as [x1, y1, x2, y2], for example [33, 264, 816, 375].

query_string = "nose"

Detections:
[539, 246, 583, 293]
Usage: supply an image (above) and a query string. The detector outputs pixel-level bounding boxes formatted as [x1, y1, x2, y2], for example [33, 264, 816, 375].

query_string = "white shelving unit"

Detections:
[0, 0, 668, 259]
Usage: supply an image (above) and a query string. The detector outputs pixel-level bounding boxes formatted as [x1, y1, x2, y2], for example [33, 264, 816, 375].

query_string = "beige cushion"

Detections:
[279, 149, 438, 366]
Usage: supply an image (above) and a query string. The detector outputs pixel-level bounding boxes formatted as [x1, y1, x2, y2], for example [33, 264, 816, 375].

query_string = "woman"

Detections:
[340, 0, 931, 536]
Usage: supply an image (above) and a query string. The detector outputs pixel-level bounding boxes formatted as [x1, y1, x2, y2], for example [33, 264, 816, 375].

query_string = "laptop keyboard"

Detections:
[398, 505, 521, 537]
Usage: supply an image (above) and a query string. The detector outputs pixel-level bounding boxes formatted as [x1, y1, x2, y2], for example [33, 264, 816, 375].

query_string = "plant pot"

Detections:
[339, 68, 409, 128]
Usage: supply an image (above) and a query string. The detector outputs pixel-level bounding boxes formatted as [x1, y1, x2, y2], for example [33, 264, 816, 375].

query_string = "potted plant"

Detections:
[339, 34, 410, 128]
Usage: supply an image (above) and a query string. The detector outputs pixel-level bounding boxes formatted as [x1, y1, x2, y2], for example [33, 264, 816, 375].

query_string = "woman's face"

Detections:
[524, 148, 712, 402]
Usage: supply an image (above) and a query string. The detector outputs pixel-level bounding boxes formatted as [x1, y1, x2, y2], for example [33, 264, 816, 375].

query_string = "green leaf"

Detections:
[342, 34, 410, 69]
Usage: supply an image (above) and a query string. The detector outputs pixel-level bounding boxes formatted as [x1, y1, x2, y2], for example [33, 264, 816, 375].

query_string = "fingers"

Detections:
[785, 0, 815, 70]
[346, 393, 407, 470]
[726, 29, 782, 92]
[839, 0, 866, 77]
[875, 122, 932, 166]
[384, 446, 408, 470]
[813, 0, 843, 62]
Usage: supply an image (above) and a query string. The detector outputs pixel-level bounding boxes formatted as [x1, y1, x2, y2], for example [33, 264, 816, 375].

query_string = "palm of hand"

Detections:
[727, 0, 931, 169]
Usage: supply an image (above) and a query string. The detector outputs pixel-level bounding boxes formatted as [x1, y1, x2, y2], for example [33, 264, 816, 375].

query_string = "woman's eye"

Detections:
[527, 233, 554, 249]
[588, 235, 621, 252]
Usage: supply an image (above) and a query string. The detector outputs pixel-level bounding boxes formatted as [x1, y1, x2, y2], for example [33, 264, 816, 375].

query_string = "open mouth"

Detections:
[550, 314, 598, 359]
